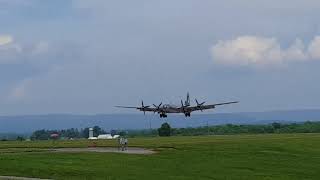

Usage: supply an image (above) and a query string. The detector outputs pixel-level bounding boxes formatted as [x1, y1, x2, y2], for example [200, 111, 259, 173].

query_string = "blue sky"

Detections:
[0, 0, 320, 115]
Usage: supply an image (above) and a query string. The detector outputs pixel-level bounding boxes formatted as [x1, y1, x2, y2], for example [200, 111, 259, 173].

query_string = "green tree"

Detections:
[31, 129, 50, 140]
[82, 128, 89, 138]
[272, 122, 281, 129]
[16, 136, 25, 141]
[158, 122, 171, 137]
[93, 126, 106, 137]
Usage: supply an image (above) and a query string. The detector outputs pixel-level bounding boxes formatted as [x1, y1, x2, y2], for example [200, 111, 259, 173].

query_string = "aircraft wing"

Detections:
[186, 101, 239, 112]
[115, 106, 140, 109]
[211, 101, 239, 106]
[115, 106, 158, 112]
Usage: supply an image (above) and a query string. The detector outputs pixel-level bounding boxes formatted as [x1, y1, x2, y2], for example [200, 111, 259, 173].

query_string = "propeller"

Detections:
[195, 99, 205, 111]
[181, 100, 186, 112]
[140, 100, 150, 115]
[153, 102, 162, 113]
[181, 99, 191, 117]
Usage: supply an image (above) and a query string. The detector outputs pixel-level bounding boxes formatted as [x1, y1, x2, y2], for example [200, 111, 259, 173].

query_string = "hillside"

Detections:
[0, 109, 320, 133]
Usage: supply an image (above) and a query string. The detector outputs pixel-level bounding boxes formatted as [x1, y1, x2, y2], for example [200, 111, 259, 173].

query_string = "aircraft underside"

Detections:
[159, 111, 191, 118]
[115, 93, 238, 119]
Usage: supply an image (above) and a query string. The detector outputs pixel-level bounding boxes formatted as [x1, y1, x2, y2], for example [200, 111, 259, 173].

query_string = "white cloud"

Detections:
[308, 36, 320, 59]
[283, 39, 307, 61]
[0, 35, 13, 46]
[211, 36, 320, 67]
[0, 34, 52, 64]
[212, 36, 281, 66]
[0, 35, 23, 64]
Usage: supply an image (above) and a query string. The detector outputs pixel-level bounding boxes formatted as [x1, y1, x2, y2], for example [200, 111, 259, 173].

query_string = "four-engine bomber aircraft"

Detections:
[116, 93, 238, 118]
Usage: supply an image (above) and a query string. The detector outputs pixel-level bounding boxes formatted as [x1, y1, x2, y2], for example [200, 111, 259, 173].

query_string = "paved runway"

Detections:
[0, 176, 51, 180]
[52, 147, 155, 154]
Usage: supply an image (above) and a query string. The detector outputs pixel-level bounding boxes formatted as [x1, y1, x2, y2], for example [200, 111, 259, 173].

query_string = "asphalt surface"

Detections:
[52, 147, 155, 154]
[0, 176, 51, 180]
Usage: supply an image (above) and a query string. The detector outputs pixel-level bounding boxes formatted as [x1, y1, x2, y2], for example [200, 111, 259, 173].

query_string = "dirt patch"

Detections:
[52, 147, 155, 155]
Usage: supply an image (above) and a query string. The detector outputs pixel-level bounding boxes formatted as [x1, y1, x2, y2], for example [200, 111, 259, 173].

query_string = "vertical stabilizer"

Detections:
[185, 92, 190, 106]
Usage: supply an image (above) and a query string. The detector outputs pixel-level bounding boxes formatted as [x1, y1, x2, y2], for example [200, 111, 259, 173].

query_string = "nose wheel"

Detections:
[185, 112, 191, 117]
[160, 113, 167, 118]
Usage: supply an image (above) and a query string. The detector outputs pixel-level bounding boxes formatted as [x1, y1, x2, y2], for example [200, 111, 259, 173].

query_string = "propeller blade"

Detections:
[196, 99, 205, 106]
[153, 103, 162, 109]
[181, 100, 186, 112]
[195, 99, 205, 111]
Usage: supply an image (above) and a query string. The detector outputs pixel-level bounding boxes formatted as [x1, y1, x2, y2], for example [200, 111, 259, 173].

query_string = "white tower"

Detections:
[89, 128, 94, 138]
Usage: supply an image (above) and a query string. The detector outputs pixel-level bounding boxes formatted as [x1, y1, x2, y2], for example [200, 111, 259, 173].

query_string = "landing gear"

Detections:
[160, 113, 167, 118]
[184, 112, 191, 117]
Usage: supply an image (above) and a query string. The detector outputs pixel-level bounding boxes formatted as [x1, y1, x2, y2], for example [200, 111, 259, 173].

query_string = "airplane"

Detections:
[115, 93, 238, 118]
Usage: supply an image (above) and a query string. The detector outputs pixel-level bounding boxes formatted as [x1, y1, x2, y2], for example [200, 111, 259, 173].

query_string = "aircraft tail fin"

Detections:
[185, 92, 190, 106]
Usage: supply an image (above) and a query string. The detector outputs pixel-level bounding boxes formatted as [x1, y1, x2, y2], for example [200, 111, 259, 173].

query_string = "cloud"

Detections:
[0, 35, 21, 53]
[0, 35, 13, 46]
[308, 36, 320, 59]
[283, 39, 307, 61]
[211, 36, 320, 67]
[0, 35, 23, 64]
[0, 34, 52, 64]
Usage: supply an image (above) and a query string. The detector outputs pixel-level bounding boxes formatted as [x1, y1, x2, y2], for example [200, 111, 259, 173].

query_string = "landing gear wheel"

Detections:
[160, 113, 167, 118]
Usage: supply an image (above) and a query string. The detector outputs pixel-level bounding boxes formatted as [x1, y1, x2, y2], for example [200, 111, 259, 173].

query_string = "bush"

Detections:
[158, 123, 171, 136]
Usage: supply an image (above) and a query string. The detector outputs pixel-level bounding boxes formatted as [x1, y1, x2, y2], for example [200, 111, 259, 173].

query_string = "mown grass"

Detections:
[0, 134, 319, 179]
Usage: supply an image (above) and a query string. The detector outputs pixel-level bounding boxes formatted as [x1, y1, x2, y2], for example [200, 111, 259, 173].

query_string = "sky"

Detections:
[0, 0, 320, 115]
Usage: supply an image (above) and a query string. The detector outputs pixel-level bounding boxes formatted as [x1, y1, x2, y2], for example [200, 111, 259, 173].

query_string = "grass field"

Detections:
[0, 133, 320, 180]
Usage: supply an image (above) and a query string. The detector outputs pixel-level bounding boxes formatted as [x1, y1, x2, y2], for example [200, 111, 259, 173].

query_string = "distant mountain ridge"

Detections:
[0, 109, 320, 133]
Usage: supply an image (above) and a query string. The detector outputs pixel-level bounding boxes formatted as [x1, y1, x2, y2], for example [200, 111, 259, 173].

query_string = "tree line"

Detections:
[178, 121, 320, 136]
[2, 121, 320, 141]
[134, 121, 320, 137]
[30, 126, 107, 140]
